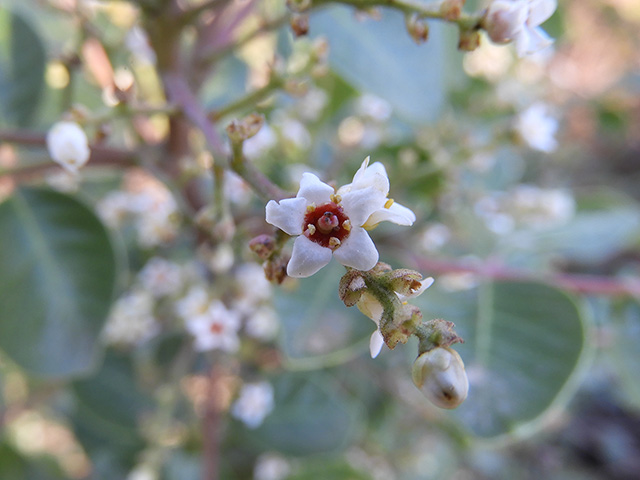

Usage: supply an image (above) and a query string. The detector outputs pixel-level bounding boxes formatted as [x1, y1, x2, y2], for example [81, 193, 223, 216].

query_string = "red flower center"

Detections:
[303, 202, 351, 249]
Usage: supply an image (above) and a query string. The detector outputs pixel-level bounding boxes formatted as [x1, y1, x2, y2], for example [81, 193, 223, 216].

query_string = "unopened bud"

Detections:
[46, 121, 91, 174]
[290, 13, 310, 37]
[440, 0, 465, 21]
[226, 114, 265, 143]
[387, 268, 424, 296]
[249, 234, 276, 260]
[405, 13, 429, 44]
[339, 270, 367, 307]
[458, 29, 481, 51]
[412, 347, 468, 409]
[265, 256, 288, 284]
[482, 0, 527, 44]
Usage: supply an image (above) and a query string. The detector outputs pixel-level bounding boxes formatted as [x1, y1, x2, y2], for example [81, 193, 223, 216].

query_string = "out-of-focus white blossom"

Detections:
[356, 93, 393, 121]
[46, 121, 90, 174]
[45, 171, 79, 192]
[484, 0, 557, 57]
[175, 285, 210, 321]
[463, 40, 514, 81]
[515, 102, 559, 152]
[243, 124, 277, 161]
[253, 453, 291, 480]
[185, 300, 241, 352]
[419, 223, 451, 252]
[138, 257, 182, 297]
[97, 191, 133, 228]
[103, 290, 158, 346]
[296, 87, 328, 121]
[231, 381, 275, 429]
[245, 307, 280, 341]
[278, 117, 311, 150]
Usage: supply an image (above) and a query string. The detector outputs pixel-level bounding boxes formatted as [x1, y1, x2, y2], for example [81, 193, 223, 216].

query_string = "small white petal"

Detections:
[398, 277, 435, 301]
[265, 198, 306, 235]
[287, 235, 333, 278]
[364, 201, 416, 228]
[46, 121, 90, 173]
[296, 173, 334, 205]
[514, 26, 552, 57]
[527, 0, 556, 27]
[369, 330, 384, 358]
[333, 227, 378, 271]
[341, 187, 386, 226]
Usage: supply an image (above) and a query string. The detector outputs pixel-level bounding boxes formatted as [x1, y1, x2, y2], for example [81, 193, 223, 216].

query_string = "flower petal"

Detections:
[341, 186, 387, 226]
[297, 172, 334, 205]
[370, 330, 384, 358]
[287, 235, 333, 278]
[398, 277, 434, 301]
[514, 26, 552, 57]
[333, 226, 379, 271]
[265, 197, 306, 235]
[364, 201, 416, 228]
[527, 0, 556, 27]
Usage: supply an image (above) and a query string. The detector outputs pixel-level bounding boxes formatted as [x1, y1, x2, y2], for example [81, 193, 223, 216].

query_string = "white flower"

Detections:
[185, 300, 241, 352]
[484, 0, 557, 57]
[358, 277, 434, 358]
[46, 121, 90, 174]
[245, 307, 280, 341]
[231, 382, 274, 429]
[103, 290, 158, 346]
[175, 285, 210, 320]
[138, 257, 182, 297]
[514, 102, 558, 152]
[265, 158, 415, 278]
[412, 347, 469, 409]
[356, 93, 393, 121]
[253, 453, 291, 480]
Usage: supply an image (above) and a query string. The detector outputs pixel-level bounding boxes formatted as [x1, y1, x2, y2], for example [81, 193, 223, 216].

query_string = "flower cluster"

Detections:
[266, 157, 415, 278]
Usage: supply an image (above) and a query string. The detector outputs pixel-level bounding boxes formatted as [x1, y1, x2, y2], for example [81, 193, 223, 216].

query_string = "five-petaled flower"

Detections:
[484, 0, 557, 57]
[265, 157, 415, 278]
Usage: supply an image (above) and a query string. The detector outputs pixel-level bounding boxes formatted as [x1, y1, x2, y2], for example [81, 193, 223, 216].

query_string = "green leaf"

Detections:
[611, 301, 640, 409]
[251, 373, 363, 456]
[504, 208, 640, 265]
[415, 281, 589, 439]
[310, 6, 458, 124]
[0, 441, 65, 480]
[70, 351, 150, 463]
[275, 261, 372, 369]
[0, 8, 46, 126]
[0, 187, 119, 379]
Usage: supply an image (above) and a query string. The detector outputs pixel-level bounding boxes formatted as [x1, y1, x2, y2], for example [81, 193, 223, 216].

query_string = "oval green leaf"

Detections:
[250, 373, 363, 456]
[310, 6, 456, 124]
[415, 280, 589, 440]
[0, 187, 119, 378]
[0, 8, 46, 126]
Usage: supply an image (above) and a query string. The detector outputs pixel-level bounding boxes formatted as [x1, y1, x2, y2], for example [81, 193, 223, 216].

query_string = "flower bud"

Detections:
[412, 347, 468, 409]
[290, 13, 310, 37]
[440, 0, 465, 21]
[249, 234, 276, 260]
[483, 0, 527, 44]
[405, 13, 429, 44]
[46, 121, 90, 174]
[226, 114, 265, 143]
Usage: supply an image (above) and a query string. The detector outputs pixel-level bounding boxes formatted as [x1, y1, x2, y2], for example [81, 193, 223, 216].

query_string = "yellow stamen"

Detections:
[342, 219, 351, 231]
[306, 203, 317, 213]
[330, 194, 342, 204]
[384, 198, 394, 209]
[329, 237, 341, 248]
[306, 224, 316, 235]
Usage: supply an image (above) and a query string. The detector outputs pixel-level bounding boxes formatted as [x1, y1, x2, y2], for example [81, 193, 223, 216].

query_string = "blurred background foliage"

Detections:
[0, 0, 640, 479]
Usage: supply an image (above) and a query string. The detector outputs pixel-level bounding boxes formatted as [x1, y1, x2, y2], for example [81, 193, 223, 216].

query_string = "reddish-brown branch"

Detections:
[412, 256, 640, 297]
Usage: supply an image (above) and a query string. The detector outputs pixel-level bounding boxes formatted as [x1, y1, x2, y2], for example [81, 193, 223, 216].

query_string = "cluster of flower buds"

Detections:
[339, 265, 469, 409]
